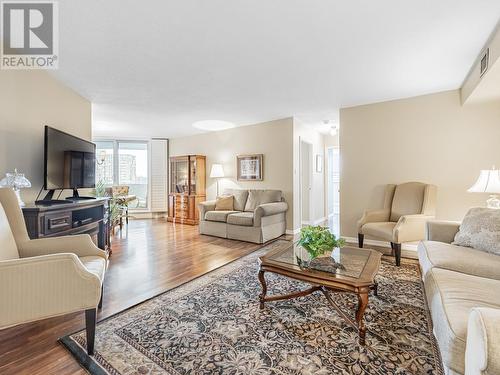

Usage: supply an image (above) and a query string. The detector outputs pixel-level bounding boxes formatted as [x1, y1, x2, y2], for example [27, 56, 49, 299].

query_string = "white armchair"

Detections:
[357, 182, 437, 266]
[0, 188, 107, 355]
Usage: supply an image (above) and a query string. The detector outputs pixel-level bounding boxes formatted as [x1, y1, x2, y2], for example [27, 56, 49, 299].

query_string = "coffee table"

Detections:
[258, 242, 382, 345]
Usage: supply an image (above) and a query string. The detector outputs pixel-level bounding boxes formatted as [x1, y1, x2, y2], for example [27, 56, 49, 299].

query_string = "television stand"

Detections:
[22, 197, 111, 252]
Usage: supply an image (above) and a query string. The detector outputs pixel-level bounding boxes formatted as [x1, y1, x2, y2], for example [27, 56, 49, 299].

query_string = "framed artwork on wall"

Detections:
[316, 154, 323, 173]
[237, 154, 263, 181]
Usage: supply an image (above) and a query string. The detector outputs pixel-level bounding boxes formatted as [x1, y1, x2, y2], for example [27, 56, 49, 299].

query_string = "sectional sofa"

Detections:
[418, 221, 500, 375]
[198, 188, 288, 244]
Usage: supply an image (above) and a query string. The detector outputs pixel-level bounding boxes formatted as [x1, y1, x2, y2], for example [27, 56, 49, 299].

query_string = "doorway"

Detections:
[326, 146, 340, 236]
[299, 139, 313, 226]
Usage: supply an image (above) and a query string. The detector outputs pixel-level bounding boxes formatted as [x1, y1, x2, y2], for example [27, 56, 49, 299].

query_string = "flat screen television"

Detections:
[42, 126, 96, 202]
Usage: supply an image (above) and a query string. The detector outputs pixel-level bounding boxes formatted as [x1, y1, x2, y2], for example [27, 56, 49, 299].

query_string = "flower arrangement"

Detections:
[296, 225, 345, 260]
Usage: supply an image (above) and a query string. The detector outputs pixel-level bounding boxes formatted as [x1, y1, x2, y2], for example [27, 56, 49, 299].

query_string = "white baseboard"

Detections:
[286, 228, 301, 235]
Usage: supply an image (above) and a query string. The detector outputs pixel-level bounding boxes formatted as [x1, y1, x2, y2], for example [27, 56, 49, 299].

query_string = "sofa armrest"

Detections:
[0, 253, 102, 329]
[198, 200, 216, 220]
[18, 235, 108, 260]
[393, 214, 434, 243]
[357, 209, 391, 233]
[466, 308, 500, 375]
[425, 220, 460, 244]
[254, 202, 288, 227]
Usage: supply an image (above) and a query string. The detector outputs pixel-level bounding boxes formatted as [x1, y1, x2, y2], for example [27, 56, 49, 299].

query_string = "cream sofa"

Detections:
[199, 189, 288, 244]
[418, 221, 500, 375]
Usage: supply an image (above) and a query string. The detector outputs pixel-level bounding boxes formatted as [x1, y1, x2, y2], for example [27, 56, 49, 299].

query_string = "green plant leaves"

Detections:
[296, 225, 345, 259]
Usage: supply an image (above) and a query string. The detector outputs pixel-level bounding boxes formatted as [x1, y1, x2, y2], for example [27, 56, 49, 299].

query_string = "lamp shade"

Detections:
[210, 164, 224, 178]
[468, 169, 500, 193]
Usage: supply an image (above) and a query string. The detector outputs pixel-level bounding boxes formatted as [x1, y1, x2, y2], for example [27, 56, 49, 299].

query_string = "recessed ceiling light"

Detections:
[192, 120, 236, 131]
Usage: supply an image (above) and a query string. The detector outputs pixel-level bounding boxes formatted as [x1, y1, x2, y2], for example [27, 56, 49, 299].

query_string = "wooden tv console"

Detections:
[22, 198, 110, 251]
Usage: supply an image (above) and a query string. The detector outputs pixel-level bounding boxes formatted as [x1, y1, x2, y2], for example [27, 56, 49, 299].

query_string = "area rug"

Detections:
[60, 240, 443, 375]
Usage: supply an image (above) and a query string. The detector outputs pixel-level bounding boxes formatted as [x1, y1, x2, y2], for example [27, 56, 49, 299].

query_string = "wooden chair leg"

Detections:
[394, 243, 402, 266]
[390, 242, 395, 255]
[85, 308, 96, 355]
[358, 233, 364, 248]
[126, 206, 129, 224]
[98, 285, 103, 309]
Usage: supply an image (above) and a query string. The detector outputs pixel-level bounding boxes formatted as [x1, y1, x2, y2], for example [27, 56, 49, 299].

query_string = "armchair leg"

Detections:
[393, 243, 402, 266]
[85, 308, 97, 355]
[98, 285, 103, 309]
[358, 233, 364, 248]
[390, 242, 395, 255]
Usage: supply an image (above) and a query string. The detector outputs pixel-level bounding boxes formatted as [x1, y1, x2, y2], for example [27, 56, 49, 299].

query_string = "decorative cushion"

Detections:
[390, 182, 425, 222]
[205, 211, 238, 223]
[452, 207, 500, 255]
[215, 195, 234, 211]
[0, 203, 19, 261]
[244, 190, 282, 212]
[223, 189, 249, 211]
[227, 212, 254, 226]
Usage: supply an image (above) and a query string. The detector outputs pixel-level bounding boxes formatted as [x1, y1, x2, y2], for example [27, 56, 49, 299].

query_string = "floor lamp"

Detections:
[210, 164, 225, 197]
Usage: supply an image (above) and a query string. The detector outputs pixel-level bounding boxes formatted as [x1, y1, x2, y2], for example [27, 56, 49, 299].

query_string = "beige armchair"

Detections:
[0, 188, 107, 355]
[357, 182, 437, 266]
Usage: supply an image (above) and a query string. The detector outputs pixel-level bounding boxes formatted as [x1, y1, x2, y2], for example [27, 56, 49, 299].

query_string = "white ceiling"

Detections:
[52, 0, 500, 138]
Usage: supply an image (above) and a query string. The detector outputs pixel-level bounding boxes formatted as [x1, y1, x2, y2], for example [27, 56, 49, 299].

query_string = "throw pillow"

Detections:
[452, 207, 500, 255]
[215, 195, 234, 211]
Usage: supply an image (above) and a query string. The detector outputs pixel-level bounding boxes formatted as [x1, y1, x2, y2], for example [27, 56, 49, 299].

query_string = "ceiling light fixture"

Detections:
[192, 120, 236, 131]
[324, 120, 338, 136]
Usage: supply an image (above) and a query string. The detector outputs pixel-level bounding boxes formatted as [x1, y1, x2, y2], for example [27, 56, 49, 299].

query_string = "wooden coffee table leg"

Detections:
[356, 292, 369, 345]
[258, 269, 267, 310]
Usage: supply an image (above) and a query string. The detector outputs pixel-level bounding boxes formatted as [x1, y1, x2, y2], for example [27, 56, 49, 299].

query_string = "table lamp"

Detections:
[210, 164, 224, 197]
[0, 169, 32, 206]
[468, 167, 500, 209]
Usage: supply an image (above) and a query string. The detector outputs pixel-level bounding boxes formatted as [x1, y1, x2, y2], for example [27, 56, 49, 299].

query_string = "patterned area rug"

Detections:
[60, 240, 443, 375]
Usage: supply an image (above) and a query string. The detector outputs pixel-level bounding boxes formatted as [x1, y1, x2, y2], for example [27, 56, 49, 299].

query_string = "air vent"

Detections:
[480, 48, 489, 77]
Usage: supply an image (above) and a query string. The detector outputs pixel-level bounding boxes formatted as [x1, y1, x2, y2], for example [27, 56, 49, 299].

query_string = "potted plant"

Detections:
[296, 225, 346, 270]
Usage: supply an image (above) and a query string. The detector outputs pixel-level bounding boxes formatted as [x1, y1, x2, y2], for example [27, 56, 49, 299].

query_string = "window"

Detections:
[95, 140, 149, 209]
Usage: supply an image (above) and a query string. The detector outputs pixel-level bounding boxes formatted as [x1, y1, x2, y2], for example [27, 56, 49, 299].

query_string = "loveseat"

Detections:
[418, 220, 500, 375]
[198, 189, 288, 244]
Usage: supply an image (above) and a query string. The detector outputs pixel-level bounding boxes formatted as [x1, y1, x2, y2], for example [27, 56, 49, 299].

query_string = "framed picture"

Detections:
[316, 154, 323, 173]
[237, 154, 263, 181]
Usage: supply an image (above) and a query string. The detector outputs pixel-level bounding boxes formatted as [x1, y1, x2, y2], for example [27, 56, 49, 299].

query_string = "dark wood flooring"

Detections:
[0, 219, 263, 375]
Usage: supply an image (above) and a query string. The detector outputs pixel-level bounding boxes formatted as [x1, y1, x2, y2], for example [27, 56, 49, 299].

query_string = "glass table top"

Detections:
[267, 243, 372, 279]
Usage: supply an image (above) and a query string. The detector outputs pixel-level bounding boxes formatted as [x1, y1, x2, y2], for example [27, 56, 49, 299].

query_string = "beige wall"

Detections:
[340, 89, 500, 238]
[0, 71, 92, 203]
[169, 118, 295, 230]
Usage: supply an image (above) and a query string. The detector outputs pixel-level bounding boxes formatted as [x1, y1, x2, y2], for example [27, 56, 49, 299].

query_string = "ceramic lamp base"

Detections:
[14, 188, 25, 207]
[487, 194, 500, 209]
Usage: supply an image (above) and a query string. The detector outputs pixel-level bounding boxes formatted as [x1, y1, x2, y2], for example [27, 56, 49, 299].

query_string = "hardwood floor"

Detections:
[0, 219, 263, 375]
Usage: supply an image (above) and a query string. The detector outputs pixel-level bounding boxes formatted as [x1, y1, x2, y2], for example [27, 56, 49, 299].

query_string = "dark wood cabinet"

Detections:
[22, 198, 110, 250]
[168, 155, 206, 225]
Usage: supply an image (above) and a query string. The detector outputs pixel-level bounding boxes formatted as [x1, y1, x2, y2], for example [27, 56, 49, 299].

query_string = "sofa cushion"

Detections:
[0, 203, 19, 261]
[227, 212, 254, 226]
[205, 210, 238, 223]
[360, 222, 395, 241]
[424, 268, 500, 374]
[215, 195, 234, 211]
[452, 207, 500, 255]
[244, 190, 282, 212]
[223, 189, 249, 212]
[418, 241, 500, 280]
[390, 182, 426, 222]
